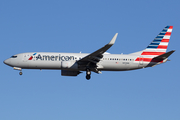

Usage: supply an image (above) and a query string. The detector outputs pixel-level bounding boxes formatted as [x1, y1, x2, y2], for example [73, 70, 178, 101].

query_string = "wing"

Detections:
[77, 33, 118, 71]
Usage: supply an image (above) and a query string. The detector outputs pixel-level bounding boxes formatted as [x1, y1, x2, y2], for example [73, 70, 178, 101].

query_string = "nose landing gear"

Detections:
[86, 69, 91, 80]
[19, 71, 23, 75]
[13, 67, 23, 75]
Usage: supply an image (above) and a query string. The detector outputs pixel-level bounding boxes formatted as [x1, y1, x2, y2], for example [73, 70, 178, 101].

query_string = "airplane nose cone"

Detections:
[3, 60, 7, 64]
[3, 59, 11, 66]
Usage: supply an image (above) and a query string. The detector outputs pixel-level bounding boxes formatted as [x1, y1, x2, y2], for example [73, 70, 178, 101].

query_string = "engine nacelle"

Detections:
[61, 61, 78, 70]
[61, 70, 81, 76]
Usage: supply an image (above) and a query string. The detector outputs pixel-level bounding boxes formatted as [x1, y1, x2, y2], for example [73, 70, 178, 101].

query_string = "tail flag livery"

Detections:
[135, 26, 173, 63]
[144, 26, 173, 53]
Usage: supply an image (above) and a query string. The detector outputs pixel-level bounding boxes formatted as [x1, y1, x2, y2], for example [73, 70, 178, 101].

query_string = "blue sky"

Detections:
[0, 0, 180, 120]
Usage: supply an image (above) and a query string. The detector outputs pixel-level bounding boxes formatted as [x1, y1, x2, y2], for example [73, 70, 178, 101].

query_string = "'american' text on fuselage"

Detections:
[36, 54, 74, 61]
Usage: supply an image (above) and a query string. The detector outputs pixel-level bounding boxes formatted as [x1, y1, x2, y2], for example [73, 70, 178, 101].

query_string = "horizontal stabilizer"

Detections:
[153, 50, 175, 61]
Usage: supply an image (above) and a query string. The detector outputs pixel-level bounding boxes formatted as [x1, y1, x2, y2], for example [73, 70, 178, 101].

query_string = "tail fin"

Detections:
[133, 26, 174, 63]
[142, 26, 173, 56]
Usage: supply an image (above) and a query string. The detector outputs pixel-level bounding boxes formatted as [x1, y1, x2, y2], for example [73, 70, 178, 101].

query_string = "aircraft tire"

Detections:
[19, 72, 23, 75]
[86, 75, 91, 80]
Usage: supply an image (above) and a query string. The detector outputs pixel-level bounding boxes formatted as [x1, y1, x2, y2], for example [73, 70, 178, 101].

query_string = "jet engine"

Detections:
[61, 61, 78, 70]
[61, 70, 81, 76]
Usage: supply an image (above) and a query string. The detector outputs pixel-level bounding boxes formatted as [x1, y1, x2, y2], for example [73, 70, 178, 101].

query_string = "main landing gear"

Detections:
[86, 69, 91, 80]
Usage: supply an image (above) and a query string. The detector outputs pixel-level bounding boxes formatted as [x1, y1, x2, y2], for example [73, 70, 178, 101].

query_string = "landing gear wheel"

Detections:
[86, 69, 91, 80]
[19, 72, 23, 75]
[86, 75, 91, 80]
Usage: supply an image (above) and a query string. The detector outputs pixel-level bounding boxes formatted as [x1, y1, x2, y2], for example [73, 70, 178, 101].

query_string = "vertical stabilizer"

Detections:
[143, 26, 173, 55]
[135, 26, 173, 62]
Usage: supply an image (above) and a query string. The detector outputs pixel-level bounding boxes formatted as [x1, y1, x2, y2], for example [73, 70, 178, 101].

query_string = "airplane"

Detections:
[4, 26, 175, 80]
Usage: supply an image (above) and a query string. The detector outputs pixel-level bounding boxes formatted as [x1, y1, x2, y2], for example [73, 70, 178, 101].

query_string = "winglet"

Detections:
[108, 33, 118, 45]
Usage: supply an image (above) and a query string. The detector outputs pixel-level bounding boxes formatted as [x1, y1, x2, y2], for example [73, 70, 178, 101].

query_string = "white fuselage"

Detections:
[4, 26, 174, 79]
[4, 52, 150, 71]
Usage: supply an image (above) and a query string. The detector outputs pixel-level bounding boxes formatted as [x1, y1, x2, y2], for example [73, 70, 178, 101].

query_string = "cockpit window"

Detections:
[11, 56, 17, 58]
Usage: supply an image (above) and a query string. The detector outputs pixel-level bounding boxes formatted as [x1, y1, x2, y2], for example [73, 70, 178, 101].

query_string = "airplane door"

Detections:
[139, 56, 143, 66]
[23, 54, 30, 62]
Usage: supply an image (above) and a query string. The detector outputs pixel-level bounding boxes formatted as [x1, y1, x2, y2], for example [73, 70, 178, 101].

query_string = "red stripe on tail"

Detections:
[169, 26, 173, 29]
[141, 52, 165, 55]
[165, 32, 171, 36]
[161, 39, 169, 42]
[157, 45, 167, 49]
